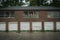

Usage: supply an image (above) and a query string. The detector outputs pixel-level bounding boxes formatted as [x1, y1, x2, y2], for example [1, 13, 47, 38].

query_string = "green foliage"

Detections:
[30, 0, 42, 6]
[30, 0, 60, 7]
[0, 0, 60, 8]
[30, 0, 37, 6]
[0, 0, 22, 8]
[25, 0, 29, 2]
[51, 0, 60, 7]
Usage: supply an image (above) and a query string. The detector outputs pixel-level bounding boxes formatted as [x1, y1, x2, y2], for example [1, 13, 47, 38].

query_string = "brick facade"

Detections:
[0, 6, 60, 32]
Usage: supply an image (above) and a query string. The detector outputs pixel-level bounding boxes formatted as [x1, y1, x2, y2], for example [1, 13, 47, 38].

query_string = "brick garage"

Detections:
[0, 6, 60, 32]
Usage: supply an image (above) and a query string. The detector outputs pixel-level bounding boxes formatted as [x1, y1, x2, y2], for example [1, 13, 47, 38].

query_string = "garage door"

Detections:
[20, 22, 30, 30]
[0, 22, 6, 31]
[56, 22, 60, 30]
[8, 22, 18, 31]
[44, 22, 54, 30]
[32, 22, 42, 30]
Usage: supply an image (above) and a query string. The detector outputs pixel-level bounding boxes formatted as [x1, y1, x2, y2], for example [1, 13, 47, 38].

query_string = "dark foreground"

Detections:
[0, 32, 60, 40]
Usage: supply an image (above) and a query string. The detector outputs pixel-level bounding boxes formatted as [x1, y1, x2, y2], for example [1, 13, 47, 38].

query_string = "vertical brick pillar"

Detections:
[30, 22, 32, 32]
[54, 22, 56, 32]
[18, 22, 20, 32]
[6, 22, 8, 32]
[42, 21, 44, 32]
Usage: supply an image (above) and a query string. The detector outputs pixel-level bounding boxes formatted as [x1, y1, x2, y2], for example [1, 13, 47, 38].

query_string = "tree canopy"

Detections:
[0, 0, 60, 8]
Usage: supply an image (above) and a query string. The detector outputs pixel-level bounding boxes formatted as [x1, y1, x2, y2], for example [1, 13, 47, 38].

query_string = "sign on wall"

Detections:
[20, 22, 30, 30]
[8, 22, 18, 31]
[56, 22, 60, 30]
[0, 22, 6, 31]
[44, 22, 54, 30]
[32, 22, 42, 30]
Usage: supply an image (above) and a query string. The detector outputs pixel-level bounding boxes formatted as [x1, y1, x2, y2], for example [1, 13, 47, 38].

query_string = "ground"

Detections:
[0, 32, 60, 40]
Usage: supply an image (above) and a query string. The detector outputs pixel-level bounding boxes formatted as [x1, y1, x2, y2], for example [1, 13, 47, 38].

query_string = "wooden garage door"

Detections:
[0, 22, 6, 31]
[8, 22, 18, 31]
[32, 22, 42, 30]
[44, 22, 54, 30]
[20, 22, 30, 30]
[56, 22, 60, 30]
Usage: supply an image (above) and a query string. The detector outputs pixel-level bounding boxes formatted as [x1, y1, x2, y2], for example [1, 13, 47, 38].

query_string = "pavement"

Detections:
[0, 32, 60, 40]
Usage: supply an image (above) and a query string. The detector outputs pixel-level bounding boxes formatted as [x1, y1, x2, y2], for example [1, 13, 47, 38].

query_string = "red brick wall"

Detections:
[0, 10, 60, 22]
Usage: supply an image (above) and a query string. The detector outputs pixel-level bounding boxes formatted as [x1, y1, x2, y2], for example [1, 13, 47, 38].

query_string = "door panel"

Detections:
[56, 22, 60, 30]
[32, 22, 42, 30]
[44, 22, 54, 30]
[0, 22, 6, 31]
[8, 22, 18, 31]
[20, 22, 30, 30]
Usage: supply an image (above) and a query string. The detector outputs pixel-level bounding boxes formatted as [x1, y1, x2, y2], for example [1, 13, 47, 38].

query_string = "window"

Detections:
[0, 11, 15, 18]
[0, 12, 4, 17]
[47, 11, 60, 18]
[9, 12, 15, 17]
[24, 11, 39, 18]
[5, 12, 9, 17]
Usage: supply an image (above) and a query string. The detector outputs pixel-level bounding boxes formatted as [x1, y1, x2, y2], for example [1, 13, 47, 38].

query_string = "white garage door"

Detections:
[0, 22, 6, 31]
[44, 22, 54, 30]
[56, 22, 60, 30]
[32, 22, 42, 30]
[20, 22, 30, 30]
[8, 22, 18, 31]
